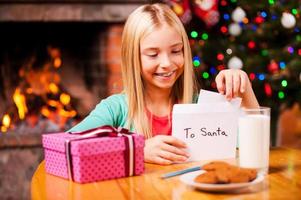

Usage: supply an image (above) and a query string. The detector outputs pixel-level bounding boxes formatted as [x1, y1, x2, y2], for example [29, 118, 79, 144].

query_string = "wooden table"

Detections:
[31, 147, 301, 200]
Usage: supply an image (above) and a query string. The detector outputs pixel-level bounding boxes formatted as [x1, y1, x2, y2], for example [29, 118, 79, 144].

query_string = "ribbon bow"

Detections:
[66, 125, 135, 181]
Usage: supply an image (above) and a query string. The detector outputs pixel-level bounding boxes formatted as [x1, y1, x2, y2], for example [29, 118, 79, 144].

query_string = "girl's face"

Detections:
[140, 25, 184, 92]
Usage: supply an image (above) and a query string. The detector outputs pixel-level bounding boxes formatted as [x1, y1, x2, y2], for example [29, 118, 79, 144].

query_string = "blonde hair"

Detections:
[121, 3, 196, 138]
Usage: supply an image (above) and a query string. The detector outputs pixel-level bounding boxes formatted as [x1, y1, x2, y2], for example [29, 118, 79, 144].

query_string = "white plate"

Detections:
[180, 170, 265, 192]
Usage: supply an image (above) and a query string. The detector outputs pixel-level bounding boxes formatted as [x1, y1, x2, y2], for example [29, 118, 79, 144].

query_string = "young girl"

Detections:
[69, 3, 259, 165]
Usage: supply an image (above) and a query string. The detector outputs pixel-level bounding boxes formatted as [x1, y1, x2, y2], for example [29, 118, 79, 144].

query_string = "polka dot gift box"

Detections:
[42, 126, 145, 183]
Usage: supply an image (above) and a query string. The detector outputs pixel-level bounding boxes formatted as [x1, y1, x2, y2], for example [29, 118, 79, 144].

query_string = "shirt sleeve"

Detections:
[67, 94, 126, 132]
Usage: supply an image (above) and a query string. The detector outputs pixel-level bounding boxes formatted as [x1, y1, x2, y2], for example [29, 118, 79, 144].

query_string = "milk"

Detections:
[238, 114, 270, 171]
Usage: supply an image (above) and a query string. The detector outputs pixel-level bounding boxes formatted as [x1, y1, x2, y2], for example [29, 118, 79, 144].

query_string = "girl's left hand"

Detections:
[215, 69, 248, 100]
[215, 69, 259, 108]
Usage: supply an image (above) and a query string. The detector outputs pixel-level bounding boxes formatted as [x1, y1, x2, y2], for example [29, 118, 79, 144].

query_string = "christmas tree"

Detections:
[166, 0, 301, 145]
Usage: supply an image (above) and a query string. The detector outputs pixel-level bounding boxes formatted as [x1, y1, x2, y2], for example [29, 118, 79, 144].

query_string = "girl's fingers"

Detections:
[161, 142, 190, 158]
[214, 69, 252, 101]
[161, 136, 187, 148]
[240, 73, 247, 93]
[153, 156, 172, 165]
[159, 150, 188, 162]
[225, 73, 233, 100]
[233, 73, 241, 97]
[215, 73, 225, 94]
[144, 136, 189, 165]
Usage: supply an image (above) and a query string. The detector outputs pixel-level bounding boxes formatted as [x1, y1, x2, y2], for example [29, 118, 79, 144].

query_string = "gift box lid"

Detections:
[42, 132, 144, 156]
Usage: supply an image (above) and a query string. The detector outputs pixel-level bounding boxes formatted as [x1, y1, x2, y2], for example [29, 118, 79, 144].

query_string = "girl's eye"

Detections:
[147, 53, 158, 57]
[172, 49, 182, 54]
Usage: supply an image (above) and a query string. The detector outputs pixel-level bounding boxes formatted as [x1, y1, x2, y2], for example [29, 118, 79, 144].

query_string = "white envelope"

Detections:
[198, 89, 242, 107]
[172, 90, 241, 162]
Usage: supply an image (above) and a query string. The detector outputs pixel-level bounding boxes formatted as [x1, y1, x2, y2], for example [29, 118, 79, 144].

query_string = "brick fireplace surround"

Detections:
[0, 1, 146, 199]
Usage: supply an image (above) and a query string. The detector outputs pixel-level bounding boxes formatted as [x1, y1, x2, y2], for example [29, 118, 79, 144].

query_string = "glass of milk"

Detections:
[238, 107, 270, 175]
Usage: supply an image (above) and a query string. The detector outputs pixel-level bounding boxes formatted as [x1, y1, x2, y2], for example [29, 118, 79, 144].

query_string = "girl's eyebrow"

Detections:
[142, 42, 183, 51]
[170, 42, 183, 47]
[142, 47, 158, 51]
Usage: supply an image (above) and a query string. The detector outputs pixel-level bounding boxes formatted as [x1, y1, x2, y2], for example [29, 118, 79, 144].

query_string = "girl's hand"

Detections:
[144, 135, 190, 165]
[215, 69, 248, 100]
[215, 69, 259, 108]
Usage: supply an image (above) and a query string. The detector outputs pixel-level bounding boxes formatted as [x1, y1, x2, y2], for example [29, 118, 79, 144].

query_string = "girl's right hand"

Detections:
[144, 135, 190, 165]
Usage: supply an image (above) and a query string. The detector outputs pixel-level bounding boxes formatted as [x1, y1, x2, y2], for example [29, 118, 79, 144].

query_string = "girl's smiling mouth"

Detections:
[154, 70, 176, 77]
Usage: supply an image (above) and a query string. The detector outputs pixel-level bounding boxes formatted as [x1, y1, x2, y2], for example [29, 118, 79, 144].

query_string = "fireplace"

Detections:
[0, 1, 145, 199]
[0, 1, 147, 135]
[1, 22, 107, 133]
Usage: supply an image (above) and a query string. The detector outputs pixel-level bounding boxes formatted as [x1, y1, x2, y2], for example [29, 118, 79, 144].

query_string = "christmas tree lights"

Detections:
[167, 0, 301, 144]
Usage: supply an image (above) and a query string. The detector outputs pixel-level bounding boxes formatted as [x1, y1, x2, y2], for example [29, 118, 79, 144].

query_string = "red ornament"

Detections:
[189, 39, 195, 45]
[217, 64, 226, 71]
[220, 0, 227, 6]
[268, 60, 279, 73]
[255, 16, 264, 24]
[193, 0, 220, 27]
[211, 82, 217, 88]
[248, 41, 256, 49]
[217, 53, 224, 61]
[198, 40, 205, 46]
[264, 83, 272, 97]
[220, 26, 228, 33]
[249, 73, 256, 81]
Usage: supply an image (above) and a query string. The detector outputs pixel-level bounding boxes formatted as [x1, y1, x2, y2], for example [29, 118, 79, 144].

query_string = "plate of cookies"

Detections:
[180, 161, 265, 192]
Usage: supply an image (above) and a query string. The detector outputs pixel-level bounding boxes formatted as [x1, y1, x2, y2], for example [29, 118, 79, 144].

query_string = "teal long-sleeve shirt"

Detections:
[68, 94, 129, 132]
[68, 93, 198, 133]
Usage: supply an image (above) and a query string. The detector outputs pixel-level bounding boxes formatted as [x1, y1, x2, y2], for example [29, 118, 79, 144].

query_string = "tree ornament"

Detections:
[167, 0, 192, 24]
[229, 23, 242, 36]
[255, 16, 265, 24]
[281, 12, 296, 29]
[268, 60, 279, 73]
[256, 27, 264, 35]
[226, 48, 233, 55]
[232, 7, 246, 22]
[264, 83, 272, 97]
[248, 41, 256, 49]
[228, 56, 243, 69]
[193, 0, 220, 27]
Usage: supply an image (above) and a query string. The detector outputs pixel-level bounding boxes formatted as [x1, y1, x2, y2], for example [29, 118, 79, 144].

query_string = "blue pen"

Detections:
[161, 166, 201, 179]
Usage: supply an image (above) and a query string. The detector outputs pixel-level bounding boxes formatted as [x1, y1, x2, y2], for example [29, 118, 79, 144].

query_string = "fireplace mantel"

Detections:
[0, 0, 148, 22]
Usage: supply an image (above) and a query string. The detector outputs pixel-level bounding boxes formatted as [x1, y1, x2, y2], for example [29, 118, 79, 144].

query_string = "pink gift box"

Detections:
[42, 126, 145, 183]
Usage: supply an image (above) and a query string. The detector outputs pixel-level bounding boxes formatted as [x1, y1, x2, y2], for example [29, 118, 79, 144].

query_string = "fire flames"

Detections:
[13, 88, 28, 120]
[1, 114, 11, 133]
[0, 46, 78, 133]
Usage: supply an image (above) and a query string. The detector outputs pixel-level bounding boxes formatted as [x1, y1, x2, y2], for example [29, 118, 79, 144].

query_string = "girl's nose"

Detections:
[159, 53, 171, 68]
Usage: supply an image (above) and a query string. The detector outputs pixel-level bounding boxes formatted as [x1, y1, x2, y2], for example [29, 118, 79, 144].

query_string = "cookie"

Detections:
[202, 161, 231, 171]
[194, 171, 218, 184]
[228, 169, 250, 183]
[215, 168, 231, 183]
[194, 161, 257, 184]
